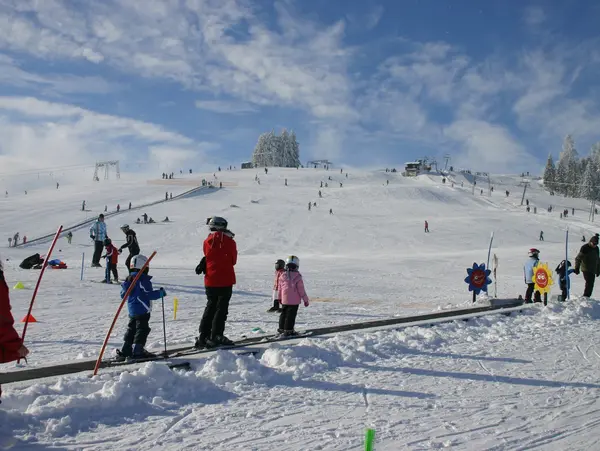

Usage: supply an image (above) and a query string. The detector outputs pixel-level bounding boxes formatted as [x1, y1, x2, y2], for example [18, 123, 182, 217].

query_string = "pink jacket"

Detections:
[272, 269, 285, 301]
[276, 270, 310, 306]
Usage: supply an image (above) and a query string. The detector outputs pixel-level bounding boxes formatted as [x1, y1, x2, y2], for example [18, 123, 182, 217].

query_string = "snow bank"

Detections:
[2, 362, 233, 438]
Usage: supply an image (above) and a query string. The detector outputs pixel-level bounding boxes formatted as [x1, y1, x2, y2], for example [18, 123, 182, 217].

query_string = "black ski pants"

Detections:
[525, 283, 541, 303]
[279, 304, 299, 331]
[199, 286, 232, 339]
[124, 251, 139, 271]
[92, 241, 104, 265]
[122, 313, 151, 355]
[583, 271, 596, 298]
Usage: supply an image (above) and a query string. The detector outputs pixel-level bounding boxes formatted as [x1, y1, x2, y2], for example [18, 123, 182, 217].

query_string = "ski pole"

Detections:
[161, 294, 167, 357]
[80, 252, 85, 281]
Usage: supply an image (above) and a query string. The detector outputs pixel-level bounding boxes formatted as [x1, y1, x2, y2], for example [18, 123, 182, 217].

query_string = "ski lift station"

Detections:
[403, 159, 432, 177]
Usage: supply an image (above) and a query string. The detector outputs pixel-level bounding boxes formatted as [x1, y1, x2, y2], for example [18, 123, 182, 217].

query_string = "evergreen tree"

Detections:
[289, 130, 300, 167]
[556, 135, 578, 196]
[543, 154, 556, 192]
[579, 158, 596, 200]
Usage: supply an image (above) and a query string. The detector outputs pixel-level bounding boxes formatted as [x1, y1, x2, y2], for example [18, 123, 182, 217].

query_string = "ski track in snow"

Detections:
[1, 168, 600, 450]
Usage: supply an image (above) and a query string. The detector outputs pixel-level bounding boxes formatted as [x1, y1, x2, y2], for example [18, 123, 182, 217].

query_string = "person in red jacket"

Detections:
[101, 238, 119, 283]
[0, 258, 29, 402]
[195, 216, 237, 349]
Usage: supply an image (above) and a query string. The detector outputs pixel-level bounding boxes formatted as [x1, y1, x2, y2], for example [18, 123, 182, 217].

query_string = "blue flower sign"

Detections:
[464, 262, 492, 295]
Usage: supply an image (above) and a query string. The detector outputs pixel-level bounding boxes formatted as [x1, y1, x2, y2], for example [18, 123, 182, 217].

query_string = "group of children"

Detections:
[269, 256, 310, 336]
[524, 248, 576, 303]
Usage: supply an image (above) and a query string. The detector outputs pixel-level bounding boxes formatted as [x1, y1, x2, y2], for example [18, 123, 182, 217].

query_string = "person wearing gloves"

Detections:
[117, 224, 140, 270]
[89, 214, 107, 267]
[574, 235, 600, 298]
[116, 254, 166, 361]
[275, 255, 310, 336]
[523, 248, 541, 303]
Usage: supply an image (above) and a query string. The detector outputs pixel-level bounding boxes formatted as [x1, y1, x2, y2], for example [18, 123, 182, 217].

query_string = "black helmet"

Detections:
[208, 216, 228, 231]
[104, 238, 112, 246]
[275, 259, 285, 271]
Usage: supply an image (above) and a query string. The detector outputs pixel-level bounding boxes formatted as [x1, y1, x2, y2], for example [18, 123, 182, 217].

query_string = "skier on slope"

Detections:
[555, 260, 575, 302]
[274, 255, 310, 336]
[118, 225, 140, 270]
[115, 255, 166, 361]
[89, 214, 107, 267]
[268, 259, 285, 313]
[0, 256, 29, 402]
[194, 216, 237, 349]
[101, 238, 119, 283]
[424, 220, 429, 233]
[524, 248, 542, 303]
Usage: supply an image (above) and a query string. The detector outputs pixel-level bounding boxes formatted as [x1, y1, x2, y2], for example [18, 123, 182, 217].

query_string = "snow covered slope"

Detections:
[1, 167, 600, 450]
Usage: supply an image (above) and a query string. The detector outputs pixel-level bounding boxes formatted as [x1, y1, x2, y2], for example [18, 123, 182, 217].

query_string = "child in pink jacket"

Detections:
[275, 255, 309, 336]
[268, 259, 285, 313]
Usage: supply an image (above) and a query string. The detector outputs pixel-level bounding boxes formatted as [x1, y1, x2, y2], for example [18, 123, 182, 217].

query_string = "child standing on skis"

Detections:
[102, 238, 119, 283]
[275, 256, 310, 336]
[555, 260, 575, 302]
[268, 259, 285, 312]
[116, 255, 166, 360]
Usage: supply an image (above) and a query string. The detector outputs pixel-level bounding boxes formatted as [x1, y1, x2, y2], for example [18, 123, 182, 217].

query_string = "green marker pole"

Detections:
[365, 428, 375, 451]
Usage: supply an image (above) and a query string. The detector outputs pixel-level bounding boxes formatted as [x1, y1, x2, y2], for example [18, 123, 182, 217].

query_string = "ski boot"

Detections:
[130, 345, 157, 360]
[283, 330, 299, 337]
[115, 349, 131, 362]
[206, 335, 234, 348]
[194, 336, 208, 349]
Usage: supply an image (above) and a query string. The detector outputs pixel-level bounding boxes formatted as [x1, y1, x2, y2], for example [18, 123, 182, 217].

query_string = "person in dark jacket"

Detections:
[195, 216, 237, 349]
[116, 255, 166, 360]
[118, 224, 140, 270]
[0, 257, 29, 402]
[574, 235, 600, 297]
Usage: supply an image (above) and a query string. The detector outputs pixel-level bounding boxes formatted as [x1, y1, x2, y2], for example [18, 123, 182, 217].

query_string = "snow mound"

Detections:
[2, 362, 233, 438]
[198, 350, 276, 386]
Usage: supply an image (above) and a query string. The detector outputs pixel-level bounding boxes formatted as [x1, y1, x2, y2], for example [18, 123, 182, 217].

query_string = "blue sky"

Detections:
[0, 0, 599, 176]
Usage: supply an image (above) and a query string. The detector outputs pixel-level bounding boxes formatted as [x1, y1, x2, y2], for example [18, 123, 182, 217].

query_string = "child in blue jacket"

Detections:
[116, 254, 166, 361]
[555, 260, 575, 302]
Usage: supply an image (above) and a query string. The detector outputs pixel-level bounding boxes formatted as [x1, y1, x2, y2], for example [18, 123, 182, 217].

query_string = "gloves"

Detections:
[304, 299, 310, 307]
[118, 249, 123, 254]
[90, 235, 94, 240]
[574, 268, 580, 275]
[159, 287, 167, 297]
[195, 257, 206, 275]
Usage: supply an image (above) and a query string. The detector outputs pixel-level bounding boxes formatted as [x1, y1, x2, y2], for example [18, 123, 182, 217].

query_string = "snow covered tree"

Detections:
[251, 129, 301, 168]
[289, 130, 300, 167]
[579, 158, 596, 200]
[556, 135, 578, 196]
[251, 133, 271, 167]
[543, 154, 556, 193]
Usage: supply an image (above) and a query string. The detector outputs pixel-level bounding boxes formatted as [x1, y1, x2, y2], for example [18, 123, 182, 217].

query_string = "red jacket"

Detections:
[105, 244, 119, 265]
[0, 274, 23, 364]
[203, 231, 237, 287]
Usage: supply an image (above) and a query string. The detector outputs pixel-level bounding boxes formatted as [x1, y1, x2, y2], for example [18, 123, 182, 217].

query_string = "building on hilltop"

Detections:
[251, 129, 300, 168]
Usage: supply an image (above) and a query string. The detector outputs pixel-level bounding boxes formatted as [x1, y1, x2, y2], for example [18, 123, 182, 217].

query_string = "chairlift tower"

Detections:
[444, 154, 451, 171]
[93, 161, 120, 181]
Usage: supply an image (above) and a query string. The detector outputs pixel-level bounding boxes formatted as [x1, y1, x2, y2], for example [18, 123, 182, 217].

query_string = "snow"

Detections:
[1, 167, 600, 450]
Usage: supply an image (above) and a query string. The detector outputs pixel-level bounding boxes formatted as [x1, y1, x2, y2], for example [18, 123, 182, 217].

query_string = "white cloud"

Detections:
[523, 6, 546, 27]
[0, 97, 211, 174]
[444, 120, 528, 172]
[195, 100, 257, 114]
[365, 6, 384, 30]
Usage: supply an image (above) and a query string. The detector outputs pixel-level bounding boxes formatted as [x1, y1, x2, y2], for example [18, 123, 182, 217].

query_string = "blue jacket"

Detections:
[559, 268, 576, 290]
[523, 257, 539, 283]
[120, 272, 162, 316]
[90, 221, 107, 242]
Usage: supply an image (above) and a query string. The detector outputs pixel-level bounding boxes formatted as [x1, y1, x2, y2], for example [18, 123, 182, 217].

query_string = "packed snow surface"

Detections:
[1, 167, 600, 450]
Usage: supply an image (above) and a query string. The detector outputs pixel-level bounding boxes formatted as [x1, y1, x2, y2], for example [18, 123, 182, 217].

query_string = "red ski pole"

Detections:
[19, 225, 63, 361]
[93, 251, 157, 376]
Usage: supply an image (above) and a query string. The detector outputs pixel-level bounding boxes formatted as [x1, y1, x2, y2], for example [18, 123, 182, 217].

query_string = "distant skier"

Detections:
[329, 208, 333, 215]
[424, 220, 429, 233]
[274, 255, 310, 336]
[128, 202, 132, 210]
[89, 214, 107, 267]
[66, 231, 73, 244]
[574, 235, 600, 298]
[22, 236, 26, 245]
[268, 259, 285, 312]
[308, 202, 311, 211]
[285, 179, 288, 186]
[340, 183, 343, 188]
[7, 238, 11, 248]
[115, 255, 166, 361]
[555, 260, 575, 302]
[572, 208, 575, 216]
[56, 182, 59, 189]
[582, 236, 586, 242]
[82, 200, 86, 211]
[386, 180, 389, 185]
[318, 190, 322, 198]
[313, 202, 317, 207]
[12, 233, 18, 247]
[265, 168, 268, 175]
[320, 181, 323, 188]
[0, 257, 30, 401]
[118, 224, 140, 271]
[104, 205, 107, 212]
[101, 238, 119, 283]
[524, 248, 542, 303]
[165, 192, 169, 201]
[143, 213, 148, 224]
[116, 204, 120, 212]
[170, 193, 173, 199]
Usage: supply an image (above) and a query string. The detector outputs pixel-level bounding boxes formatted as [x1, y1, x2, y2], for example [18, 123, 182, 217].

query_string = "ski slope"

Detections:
[1, 167, 600, 450]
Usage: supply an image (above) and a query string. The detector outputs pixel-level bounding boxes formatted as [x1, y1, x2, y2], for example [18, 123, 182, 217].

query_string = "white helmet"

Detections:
[285, 255, 300, 269]
[121, 224, 130, 231]
[131, 254, 148, 270]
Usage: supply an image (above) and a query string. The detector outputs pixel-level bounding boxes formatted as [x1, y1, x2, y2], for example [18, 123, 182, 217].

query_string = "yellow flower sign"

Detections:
[533, 262, 554, 295]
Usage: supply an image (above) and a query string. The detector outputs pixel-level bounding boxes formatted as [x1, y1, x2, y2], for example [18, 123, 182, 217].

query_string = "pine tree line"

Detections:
[543, 135, 600, 200]
[251, 129, 301, 168]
